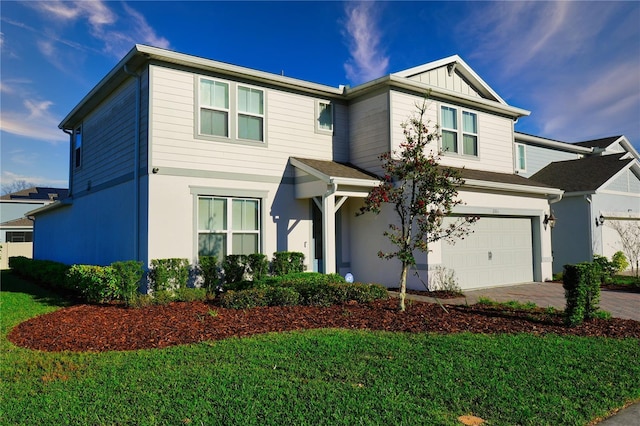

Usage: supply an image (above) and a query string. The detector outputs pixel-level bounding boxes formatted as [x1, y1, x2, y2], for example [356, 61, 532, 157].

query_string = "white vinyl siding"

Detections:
[72, 76, 139, 194]
[350, 91, 390, 173]
[516, 144, 582, 177]
[150, 66, 340, 178]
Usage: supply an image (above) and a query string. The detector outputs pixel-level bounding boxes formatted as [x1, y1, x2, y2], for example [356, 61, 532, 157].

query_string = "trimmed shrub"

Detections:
[265, 286, 300, 306]
[9, 257, 72, 292]
[198, 256, 219, 293]
[153, 290, 175, 306]
[111, 260, 144, 305]
[173, 287, 208, 302]
[149, 258, 190, 292]
[222, 255, 248, 284]
[66, 264, 119, 303]
[563, 262, 601, 326]
[271, 251, 305, 276]
[247, 253, 269, 281]
[219, 289, 268, 309]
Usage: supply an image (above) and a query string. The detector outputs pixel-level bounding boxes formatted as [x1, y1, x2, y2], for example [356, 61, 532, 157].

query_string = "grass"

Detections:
[2, 271, 639, 426]
[608, 274, 640, 287]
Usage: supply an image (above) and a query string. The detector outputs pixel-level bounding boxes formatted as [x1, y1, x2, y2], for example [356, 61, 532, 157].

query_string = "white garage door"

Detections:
[441, 216, 534, 290]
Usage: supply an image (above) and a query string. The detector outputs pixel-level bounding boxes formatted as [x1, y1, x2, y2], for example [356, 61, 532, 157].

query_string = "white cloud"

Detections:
[0, 98, 66, 143]
[343, 2, 389, 84]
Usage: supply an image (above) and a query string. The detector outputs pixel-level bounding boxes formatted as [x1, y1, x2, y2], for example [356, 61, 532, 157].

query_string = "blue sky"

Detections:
[1, 1, 639, 189]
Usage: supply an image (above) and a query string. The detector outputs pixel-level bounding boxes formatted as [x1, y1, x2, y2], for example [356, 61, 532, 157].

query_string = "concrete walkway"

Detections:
[400, 282, 640, 425]
[403, 281, 640, 321]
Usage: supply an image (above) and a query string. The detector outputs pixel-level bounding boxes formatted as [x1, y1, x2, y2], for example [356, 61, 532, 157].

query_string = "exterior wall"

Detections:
[348, 90, 390, 174]
[34, 181, 137, 266]
[348, 189, 554, 289]
[72, 76, 140, 196]
[0, 201, 45, 242]
[604, 168, 640, 193]
[549, 196, 592, 273]
[405, 66, 482, 98]
[148, 65, 342, 182]
[591, 191, 640, 263]
[518, 144, 582, 177]
[389, 90, 515, 174]
[0, 242, 32, 269]
[146, 173, 313, 268]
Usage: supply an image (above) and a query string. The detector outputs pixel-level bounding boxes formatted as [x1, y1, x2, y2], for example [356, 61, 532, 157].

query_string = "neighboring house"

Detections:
[0, 187, 68, 243]
[515, 133, 640, 272]
[31, 45, 564, 291]
[0, 187, 68, 269]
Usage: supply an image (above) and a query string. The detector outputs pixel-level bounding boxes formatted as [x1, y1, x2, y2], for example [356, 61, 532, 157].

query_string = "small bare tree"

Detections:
[608, 220, 640, 277]
[1, 180, 35, 196]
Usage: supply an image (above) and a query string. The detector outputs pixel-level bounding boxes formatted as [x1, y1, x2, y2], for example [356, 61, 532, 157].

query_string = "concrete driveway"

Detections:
[407, 282, 640, 321]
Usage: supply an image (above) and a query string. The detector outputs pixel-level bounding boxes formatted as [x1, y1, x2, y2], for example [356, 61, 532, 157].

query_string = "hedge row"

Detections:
[219, 272, 388, 309]
[9, 257, 143, 305]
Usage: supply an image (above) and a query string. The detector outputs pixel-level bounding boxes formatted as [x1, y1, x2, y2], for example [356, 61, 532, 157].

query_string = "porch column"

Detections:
[322, 189, 336, 274]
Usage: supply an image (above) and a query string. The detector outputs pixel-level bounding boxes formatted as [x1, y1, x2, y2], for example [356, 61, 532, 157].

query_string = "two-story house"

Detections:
[514, 133, 640, 272]
[31, 45, 564, 290]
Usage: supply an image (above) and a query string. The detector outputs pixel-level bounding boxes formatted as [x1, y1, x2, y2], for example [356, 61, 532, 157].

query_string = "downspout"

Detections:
[62, 128, 73, 197]
[124, 64, 141, 261]
[586, 195, 594, 260]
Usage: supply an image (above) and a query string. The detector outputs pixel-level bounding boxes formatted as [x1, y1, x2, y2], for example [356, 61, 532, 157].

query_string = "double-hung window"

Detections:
[200, 79, 229, 138]
[198, 196, 260, 257]
[440, 105, 478, 157]
[237, 86, 264, 141]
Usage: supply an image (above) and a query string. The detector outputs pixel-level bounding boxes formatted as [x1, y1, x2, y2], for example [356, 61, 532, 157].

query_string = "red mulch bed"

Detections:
[8, 298, 640, 352]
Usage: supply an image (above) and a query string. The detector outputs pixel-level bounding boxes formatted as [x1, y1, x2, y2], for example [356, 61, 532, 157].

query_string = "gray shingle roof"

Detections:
[0, 187, 69, 201]
[531, 153, 631, 192]
[573, 136, 622, 149]
[454, 167, 557, 188]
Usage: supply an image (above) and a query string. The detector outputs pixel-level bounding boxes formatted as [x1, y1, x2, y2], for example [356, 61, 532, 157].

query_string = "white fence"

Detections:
[0, 242, 33, 270]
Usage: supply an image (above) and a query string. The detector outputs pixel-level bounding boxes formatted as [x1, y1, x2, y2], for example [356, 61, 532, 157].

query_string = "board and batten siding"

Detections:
[390, 90, 515, 174]
[405, 66, 482, 98]
[349, 91, 390, 174]
[604, 168, 640, 194]
[149, 65, 340, 179]
[73, 77, 139, 194]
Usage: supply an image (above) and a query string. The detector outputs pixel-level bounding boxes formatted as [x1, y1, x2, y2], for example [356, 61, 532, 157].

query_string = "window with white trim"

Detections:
[515, 143, 526, 172]
[440, 105, 478, 157]
[73, 125, 82, 168]
[199, 79, 229, 137]
[316, 101, 333, 133]
[198, 196, 260, 257]
[237, 86, 264, 141]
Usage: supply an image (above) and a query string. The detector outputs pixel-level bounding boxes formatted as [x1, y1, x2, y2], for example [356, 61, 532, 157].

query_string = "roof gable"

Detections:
[531, 153, 634, 192]
[392, 55, 506, 104]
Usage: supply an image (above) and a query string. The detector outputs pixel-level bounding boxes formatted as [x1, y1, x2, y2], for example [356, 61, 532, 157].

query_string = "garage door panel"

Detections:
[442, 216, 534, 290]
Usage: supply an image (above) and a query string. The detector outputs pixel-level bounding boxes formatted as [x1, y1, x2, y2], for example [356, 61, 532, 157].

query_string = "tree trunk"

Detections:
[399, 263, 409, 311]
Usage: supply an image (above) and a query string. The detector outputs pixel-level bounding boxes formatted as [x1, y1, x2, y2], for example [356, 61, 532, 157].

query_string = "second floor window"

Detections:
[238, 86, 264, 142]
[74, 125, 82, 168]
[515, 143, 526, 172]
[317, 101, 333, 133]
[441, 105, 478, 157]
[200, 79, 229, 137]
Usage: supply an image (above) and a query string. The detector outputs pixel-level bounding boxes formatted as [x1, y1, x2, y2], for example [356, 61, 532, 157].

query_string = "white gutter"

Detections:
[514, 132, 594, 154]
[463, 178, 564, 196]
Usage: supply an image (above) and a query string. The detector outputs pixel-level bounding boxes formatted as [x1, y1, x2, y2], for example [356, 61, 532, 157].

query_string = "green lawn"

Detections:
[2, 271, 639, 426]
